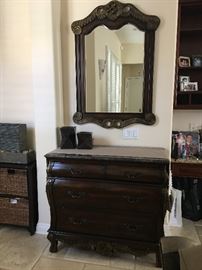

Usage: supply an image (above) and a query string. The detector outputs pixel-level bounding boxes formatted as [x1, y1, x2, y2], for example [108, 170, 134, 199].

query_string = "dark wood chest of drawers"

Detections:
[0, 161, 38, 234]
[46, 146, 169, 266]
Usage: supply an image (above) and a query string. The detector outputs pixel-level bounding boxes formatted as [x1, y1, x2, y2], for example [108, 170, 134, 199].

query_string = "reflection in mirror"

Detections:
[85, 24, 145, 113]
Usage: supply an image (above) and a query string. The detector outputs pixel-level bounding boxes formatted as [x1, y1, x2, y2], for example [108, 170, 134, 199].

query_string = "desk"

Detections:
[171, 159, 202, 178]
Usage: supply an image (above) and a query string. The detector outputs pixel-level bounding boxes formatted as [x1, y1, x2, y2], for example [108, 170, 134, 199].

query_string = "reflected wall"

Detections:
[85, 24, 145, 113]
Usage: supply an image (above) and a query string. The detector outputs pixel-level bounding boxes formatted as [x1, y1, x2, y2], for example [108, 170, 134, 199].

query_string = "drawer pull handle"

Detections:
[69, 217, 86, 225]
[124, 224, 137, 232]
[123, 196, 139, 204]
[125, 172, 141, 180]
[70, 168, 82, 176]
[67, 191, 85, 199]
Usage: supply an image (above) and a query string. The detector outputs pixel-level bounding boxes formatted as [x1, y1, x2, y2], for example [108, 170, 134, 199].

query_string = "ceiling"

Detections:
[115, 24, 145, 44]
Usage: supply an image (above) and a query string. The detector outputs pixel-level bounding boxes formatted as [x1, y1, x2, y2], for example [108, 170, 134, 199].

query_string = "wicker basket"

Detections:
[0, 197, 29, 226]
[0, 168, 27, 197]
[0, 123, 27, 152]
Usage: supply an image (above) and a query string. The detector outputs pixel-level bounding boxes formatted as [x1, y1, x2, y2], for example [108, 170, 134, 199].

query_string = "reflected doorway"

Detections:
[124, 76, 143, 113]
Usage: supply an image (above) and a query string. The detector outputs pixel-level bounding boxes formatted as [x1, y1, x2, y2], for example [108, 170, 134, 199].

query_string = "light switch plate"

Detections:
[122, 127, 139, 139]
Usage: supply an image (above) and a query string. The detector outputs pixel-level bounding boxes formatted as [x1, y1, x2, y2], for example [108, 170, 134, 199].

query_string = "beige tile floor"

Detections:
[0, 219, 202, 270]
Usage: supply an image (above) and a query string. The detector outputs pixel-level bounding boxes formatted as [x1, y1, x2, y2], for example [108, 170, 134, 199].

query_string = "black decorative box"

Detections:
[191, 55, 202, 67]
[60, 126, 76, 149]
[0, 123, 27, 152]
[77, 132, 93, 149]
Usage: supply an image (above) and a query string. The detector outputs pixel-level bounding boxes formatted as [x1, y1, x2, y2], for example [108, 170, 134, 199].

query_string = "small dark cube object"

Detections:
[0, 123, 27, 152]
[60, 126, 76, 149]
[191, 55, 202, 67]
[77, 132, 93, 149]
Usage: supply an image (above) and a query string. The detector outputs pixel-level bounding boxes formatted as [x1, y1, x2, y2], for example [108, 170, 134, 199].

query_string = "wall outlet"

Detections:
[122, 127, 139, 139]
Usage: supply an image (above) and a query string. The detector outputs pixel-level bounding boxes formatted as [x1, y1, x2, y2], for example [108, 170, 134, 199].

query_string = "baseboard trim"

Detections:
[36, 223, 49, 235]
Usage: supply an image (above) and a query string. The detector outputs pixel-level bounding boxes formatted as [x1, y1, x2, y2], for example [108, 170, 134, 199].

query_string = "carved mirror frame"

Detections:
[71, 0, 160, 129]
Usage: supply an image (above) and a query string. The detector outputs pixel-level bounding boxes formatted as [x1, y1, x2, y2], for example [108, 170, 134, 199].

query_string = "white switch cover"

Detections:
[122, 127, 139, 139]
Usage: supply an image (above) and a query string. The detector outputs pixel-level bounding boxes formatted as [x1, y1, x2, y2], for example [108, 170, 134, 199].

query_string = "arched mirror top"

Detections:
[71, 0, 160, 129]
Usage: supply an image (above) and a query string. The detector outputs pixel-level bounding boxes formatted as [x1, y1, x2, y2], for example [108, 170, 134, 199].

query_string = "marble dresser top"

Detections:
[45, 145, 169, 164]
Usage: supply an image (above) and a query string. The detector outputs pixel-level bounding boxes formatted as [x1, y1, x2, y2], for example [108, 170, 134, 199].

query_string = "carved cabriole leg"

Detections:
[47, 232, 58, 253]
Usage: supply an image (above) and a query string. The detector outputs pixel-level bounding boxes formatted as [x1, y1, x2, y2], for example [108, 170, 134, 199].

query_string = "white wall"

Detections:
[0, 0, 34, 148]
[122, 43, 144, 64]
[30, 0, 63, 226]
[63, 0, 178, 150]
[0, 0, 63, 226]
[173, 111, 202, 131]
[0, 0, 178, 226]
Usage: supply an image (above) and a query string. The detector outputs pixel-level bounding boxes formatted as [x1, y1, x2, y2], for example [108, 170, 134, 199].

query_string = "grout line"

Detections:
[30, 243, 50, 270]
[32, 256, 87, 269]
[82, 262, 137, 270]
[31, 255, 41, 270]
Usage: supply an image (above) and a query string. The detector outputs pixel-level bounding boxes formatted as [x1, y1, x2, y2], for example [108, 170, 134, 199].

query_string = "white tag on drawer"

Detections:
[9, 198, 19, 204]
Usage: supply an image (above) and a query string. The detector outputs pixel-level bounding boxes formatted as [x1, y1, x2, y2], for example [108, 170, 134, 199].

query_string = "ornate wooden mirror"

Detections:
[71, 0, 160, 128]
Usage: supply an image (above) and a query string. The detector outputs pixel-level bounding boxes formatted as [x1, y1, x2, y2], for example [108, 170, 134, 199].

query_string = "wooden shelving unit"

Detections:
[174, 0, 202, 109]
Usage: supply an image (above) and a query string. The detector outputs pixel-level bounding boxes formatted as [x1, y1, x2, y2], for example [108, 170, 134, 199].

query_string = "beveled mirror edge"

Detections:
[72, 0, 160, 129]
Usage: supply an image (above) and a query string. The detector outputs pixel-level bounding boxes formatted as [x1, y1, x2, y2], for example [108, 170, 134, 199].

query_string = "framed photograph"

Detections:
[171, 131, 200, 159]
[179, 76, 190, 84]
[179, 76, 190, 91]
[183, 82, 198, 91]
[178, 56, 191, 67]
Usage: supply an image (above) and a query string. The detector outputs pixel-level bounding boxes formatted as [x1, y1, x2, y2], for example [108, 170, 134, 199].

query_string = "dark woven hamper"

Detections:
[0, 168, 27, 197]
[0, 197, 29, 226]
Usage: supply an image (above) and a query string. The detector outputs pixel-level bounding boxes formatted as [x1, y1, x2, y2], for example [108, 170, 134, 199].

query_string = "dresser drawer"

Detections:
[106, 163, 166, 184]
[47, 161, 105, 179]
[51, 178, 163, 214]
[0, 168, 27, 196]
[55, 209, 159, 242]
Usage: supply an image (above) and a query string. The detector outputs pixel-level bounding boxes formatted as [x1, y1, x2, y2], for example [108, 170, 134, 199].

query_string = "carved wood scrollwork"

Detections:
[71, 0, 160, 34]
[73, 112, 156, 128]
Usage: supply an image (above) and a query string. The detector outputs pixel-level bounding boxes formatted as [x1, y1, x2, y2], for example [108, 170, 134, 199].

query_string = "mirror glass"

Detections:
[85, 24, 145, 113]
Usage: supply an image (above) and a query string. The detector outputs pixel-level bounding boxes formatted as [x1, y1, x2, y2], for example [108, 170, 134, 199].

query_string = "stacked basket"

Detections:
[0, 123, 34, 227]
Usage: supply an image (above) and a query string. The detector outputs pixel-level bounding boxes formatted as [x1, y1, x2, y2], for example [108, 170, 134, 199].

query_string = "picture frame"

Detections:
[171, 131, 200, 160]
[179, 76, 190, 84]
[183, 82, 198, 91]
[179, 76, 190, 91]
[178, 56, 191, 67]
